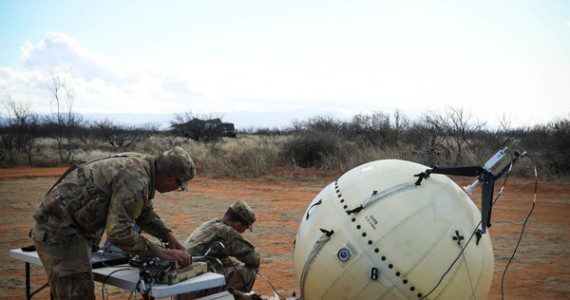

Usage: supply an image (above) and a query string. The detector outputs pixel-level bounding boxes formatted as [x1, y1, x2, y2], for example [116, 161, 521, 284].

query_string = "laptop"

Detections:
[90, 226, 140, 268]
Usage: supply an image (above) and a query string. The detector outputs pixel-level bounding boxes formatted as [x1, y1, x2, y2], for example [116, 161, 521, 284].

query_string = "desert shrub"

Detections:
[546, 119, 570, 175]
[405, 120, 448, 165]
[520, 118, 570, 177]
[292, 115, 343, 134]
[321, 141, 379, 171]
[190, 135, 283, 178]
[80, 120, 157, 152]
[0, 98, 42, 166]
[346, 112, 393, 148]
[137, 135, 192, 154]
[169, 113, 235, 142]
[241, 126, 289, 136]
[1, 106, 567, 178]
[282, 131, 341, 168]
[402, 109, 491, 167]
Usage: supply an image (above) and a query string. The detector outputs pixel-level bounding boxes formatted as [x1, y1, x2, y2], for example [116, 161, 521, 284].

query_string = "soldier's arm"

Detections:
[222, 229, 261, 269]
[105, 168, 162, 258]
[136, 201, 172, 242]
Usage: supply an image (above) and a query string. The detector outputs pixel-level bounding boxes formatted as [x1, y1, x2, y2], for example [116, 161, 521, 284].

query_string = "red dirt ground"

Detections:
[0, 167, 69, 180]
[0, 168, 568, 299]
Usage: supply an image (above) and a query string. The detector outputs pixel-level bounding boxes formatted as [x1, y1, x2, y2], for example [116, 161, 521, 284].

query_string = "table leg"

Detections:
[25, 262, 30, 300]
[24, 261, 52, 299]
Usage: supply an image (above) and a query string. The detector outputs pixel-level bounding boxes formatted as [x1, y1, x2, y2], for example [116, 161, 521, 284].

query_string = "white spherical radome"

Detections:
[294, 160, 494, 300]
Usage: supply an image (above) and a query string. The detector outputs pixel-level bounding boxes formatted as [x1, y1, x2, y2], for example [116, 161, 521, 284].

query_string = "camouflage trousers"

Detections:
[32, 227, 95, 300]
[225, 264, 256, 293]
[176, 264, 256, 299]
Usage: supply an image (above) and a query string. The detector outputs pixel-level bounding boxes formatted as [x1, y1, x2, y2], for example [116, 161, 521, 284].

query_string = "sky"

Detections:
[0, 0, 569, 128]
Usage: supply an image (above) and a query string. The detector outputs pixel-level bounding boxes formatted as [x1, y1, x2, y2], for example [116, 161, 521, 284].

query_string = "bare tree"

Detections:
[408, 111, 449, 164]
[0, 96, 40, 165]
[445, 107, 486, 164]
[547, 117, 570, 175]
[92, 120, 156, 151]
[47, 68, 80, 163]
[171, 111, 193, 127]
[0, 99, 18, 164]
[297, 115, 343, 133]
[392, 109, 409, 145]
[494, 113, 513, 148]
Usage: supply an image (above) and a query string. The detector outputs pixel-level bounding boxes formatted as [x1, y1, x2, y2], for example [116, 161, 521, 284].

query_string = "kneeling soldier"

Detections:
[180, 200, 260, 298]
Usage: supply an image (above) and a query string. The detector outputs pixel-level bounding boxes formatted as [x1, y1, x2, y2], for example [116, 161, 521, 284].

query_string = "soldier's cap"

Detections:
[159, 146, 195, 190]
[230, 200, 256, 231]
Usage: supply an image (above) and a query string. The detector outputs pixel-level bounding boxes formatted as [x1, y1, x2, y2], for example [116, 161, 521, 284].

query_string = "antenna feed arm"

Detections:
[414, 165, 485, 186]
[414, 148, 527, 236]
[463, 148, 508, 195]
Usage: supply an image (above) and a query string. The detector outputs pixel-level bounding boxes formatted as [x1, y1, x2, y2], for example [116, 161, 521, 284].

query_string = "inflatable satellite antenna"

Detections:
[294, 148, 529, 300]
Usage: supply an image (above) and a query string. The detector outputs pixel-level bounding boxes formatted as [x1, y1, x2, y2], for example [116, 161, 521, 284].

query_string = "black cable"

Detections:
[257, 271, 286, 300]
[97, 246, 124, 268]
[500, 154, 537, 300]
[97, 246, 134, 299]
[420, 151, 515, 300]
[134, 278, 141, 299]
[101, 267, 132, 300]
[420, 221, 482, 300]
[145, 279, 154, 299]
[134, 273, 154, 300]
[218, 243, 249, 289]
[206, 241, 249, 289]
[228, 261, 249, 289]
[204, 255, 228, 282]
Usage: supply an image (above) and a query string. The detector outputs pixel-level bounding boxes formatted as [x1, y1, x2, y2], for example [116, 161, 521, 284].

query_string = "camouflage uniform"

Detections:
[180, 201, 259, 299]
[30, 148, 195, 299]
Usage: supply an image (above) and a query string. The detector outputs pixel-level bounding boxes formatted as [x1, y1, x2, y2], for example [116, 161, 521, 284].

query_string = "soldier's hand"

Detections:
[159, 248, 191, 268]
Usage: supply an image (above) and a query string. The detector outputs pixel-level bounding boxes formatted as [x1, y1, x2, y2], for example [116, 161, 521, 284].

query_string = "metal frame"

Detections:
[415, 150, 524, 235]
[23, 262, 52, 300]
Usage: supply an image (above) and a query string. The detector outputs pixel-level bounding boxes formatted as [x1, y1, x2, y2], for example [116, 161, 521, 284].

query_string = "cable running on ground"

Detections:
[500, 154, 538, 300]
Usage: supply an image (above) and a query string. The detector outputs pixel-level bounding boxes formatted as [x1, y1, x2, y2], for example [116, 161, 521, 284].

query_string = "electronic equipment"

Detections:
[129, 256, 208, 285]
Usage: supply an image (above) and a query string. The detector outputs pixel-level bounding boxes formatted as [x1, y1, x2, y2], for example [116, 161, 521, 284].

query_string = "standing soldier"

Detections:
[30, 147, 194, 299]
[179, 200, 260, 299]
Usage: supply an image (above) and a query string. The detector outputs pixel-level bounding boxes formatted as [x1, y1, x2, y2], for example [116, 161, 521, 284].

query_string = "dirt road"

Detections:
[0, 167, 567, 299]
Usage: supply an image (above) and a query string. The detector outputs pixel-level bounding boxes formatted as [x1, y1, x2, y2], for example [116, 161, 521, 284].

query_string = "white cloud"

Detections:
[161, 78, 199, 97]
[1, 32, 195, 115]
[565, 20, 570, 28]
[20, 32, 133, 85]
[1, 31, 567, 127]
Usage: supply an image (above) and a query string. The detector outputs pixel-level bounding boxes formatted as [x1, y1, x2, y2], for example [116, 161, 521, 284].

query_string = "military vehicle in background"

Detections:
[171, 118, 237, 141]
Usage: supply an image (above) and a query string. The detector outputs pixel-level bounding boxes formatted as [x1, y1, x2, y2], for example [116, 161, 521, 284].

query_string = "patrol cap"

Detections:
[230, 200, 256, 231]
[159, 146, 195, 190]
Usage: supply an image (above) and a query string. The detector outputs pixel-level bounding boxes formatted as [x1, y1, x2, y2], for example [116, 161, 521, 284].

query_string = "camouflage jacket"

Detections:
[32, 153, 170, 258]
[184, 218, 260, 269]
